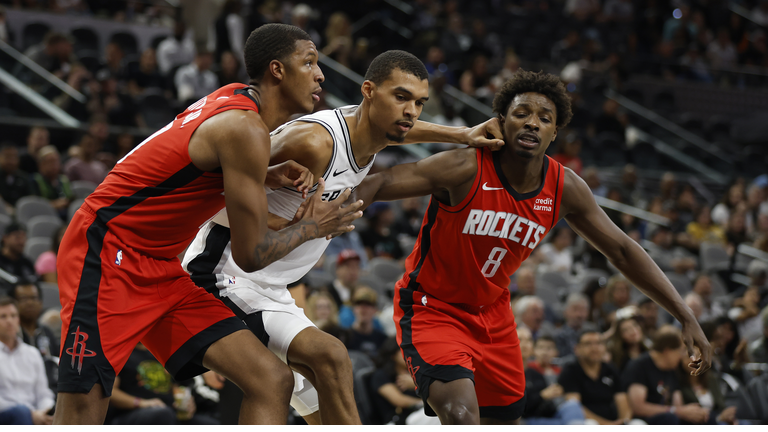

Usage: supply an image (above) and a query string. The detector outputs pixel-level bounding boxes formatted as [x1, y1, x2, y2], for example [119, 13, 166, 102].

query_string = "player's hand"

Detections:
[681, 318, 711, 376]
[717, 406, 737, 424]
[32, 410, 53, 425]
[677, 404, 709, 424]
[300, 178, 363, 240]
[265, 160, 314, 198]
[396, 373, 416, 392]
[466, 117, 505, 150]
[139, 398, 167, 409]
[540, 383, 563, 400]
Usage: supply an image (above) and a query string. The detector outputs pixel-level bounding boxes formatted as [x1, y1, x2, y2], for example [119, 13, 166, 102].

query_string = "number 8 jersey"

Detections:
[396, 146, 564, 307]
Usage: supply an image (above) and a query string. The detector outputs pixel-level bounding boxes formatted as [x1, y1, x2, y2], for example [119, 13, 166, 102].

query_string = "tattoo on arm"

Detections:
[252, 220, 319, 269]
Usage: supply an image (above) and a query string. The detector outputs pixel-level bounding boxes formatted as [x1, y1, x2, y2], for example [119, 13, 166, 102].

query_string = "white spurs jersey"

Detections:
[182, 106, 374, 311]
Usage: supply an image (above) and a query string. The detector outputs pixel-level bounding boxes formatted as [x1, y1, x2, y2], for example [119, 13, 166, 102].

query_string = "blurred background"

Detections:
[0, 0, 766, 426]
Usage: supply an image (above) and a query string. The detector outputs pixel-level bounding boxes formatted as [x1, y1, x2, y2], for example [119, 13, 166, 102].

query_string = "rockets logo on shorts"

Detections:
[461, 209, 546, 249]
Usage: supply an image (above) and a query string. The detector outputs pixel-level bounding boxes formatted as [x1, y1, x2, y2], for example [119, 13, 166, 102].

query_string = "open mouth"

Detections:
[312, 88, 322, 102]
[517, 132, 540, 148]
[396, 121, 413, 132]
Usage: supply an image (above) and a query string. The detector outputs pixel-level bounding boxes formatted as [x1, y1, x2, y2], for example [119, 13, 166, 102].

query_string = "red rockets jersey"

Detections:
[83, 84, 260, 260]
[397, 147, 565, 307]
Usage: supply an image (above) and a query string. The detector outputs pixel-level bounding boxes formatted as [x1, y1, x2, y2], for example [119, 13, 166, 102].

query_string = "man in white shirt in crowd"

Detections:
[0, 296, 54, 425]
[157, 19, 196, 76]
[175, 50, 219, 104]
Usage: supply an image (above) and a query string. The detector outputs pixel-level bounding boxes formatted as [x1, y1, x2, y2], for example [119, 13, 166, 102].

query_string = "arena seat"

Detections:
[0, 213, 11, 235]
[27, 215, 63, 239]
[16, 196, 58, 221]
[367, 258, 403, 284]
[700, 242, 730, 272]
[353, 366, 375, 424]
[68, 198, 85, 222]
[71, 27, 100, 53]
[348, 349, 374, 373]
[39, 282, 60, 311]
[24, 236, 52, 262]
[71, 180, 98, 199]
[109, 31, 138, 56]
[663, 271, 692, 295]
[22, 22, 50, 50]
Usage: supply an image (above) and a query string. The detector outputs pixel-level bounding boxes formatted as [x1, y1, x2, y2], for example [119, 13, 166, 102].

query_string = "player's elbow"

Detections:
[231, 249, 262, 273]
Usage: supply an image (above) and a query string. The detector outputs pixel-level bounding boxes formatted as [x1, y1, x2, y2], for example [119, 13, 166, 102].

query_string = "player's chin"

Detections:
[385, 132, 406, 144]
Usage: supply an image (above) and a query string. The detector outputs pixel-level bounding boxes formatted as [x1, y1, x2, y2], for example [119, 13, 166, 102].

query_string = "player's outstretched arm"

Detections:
[213, 112, 363, 273]
[354, 147, 477, 208]
[398, 118, 505, 150]
[559, 168, 711, 375]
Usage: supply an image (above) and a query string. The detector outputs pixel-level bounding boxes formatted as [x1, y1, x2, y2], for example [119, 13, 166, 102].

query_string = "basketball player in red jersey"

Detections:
[353, 70, 711, 424]
[54, 24, 364, 425]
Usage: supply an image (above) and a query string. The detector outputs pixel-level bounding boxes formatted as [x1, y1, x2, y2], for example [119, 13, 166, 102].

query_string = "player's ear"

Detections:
[497, 112, 505, 129]
[551, 127, 558, 143]
[361, 80, 375, 101]
[269, 59, 285, 82]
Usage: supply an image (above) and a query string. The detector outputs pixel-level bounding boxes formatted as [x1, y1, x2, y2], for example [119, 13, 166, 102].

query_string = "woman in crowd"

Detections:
[687, 205, 727, 247]
[677, 355, 738, 425]
[602, 275, 632, 324]
[537, 226, 575, 275]
[583, 278, 608, 330]
[368, 338, 423, 425]
[606, 316, 649, 373]
[712, 183, 745, 227]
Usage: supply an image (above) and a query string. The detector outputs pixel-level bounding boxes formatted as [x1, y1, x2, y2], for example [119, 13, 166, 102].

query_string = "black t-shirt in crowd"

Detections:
[621, 352, 678, 406]
[346, 328, 387, 360]
[369, 367, 419, 424]
[558, 360, 622, 421]
[0, 253, 37, 292]
[116, 348, 175, 408]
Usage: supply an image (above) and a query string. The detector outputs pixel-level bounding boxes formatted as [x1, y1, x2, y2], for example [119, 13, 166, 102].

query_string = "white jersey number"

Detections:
[481, 247, 507, 278]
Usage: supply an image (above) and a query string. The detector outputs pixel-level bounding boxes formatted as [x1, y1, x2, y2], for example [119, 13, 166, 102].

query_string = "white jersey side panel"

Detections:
[182, 107, 373, 311]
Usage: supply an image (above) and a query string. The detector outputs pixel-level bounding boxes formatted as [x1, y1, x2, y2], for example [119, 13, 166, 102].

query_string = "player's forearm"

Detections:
[609, 239, 695, 325]
[352, 173, 387, 210]
[632, 401, 674, 418]
[251, 220, 319, 271]
[401, 121, 469, 145]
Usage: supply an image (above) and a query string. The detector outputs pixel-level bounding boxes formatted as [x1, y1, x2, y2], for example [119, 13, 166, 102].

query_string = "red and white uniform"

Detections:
[57, 84, 257, 396]
[394, 146, 564, 419]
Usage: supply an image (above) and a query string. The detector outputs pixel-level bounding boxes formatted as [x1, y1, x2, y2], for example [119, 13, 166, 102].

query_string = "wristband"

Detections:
[133, 397, 141, 409]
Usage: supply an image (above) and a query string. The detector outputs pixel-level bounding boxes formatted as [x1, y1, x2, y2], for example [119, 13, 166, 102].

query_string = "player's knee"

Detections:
[436, 403, 478, 425]
[239, 360, 293, 400]
[314, 337, 351, 376]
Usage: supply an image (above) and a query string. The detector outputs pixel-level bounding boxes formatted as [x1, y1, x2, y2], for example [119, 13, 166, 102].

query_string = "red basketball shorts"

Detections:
[394, 286, 526, 420]
[57, 205, 246, 396]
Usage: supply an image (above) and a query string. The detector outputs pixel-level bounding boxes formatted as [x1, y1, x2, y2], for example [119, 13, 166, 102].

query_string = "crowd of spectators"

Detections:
[0, 0, 767, 426]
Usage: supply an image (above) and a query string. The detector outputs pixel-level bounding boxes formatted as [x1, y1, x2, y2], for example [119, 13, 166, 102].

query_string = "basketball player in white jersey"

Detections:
[182, 50, 504, 424]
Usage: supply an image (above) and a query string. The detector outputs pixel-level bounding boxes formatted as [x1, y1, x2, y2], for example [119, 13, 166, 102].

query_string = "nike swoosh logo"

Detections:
[482, 182, 504, 191]
[333, 169, 348, 177]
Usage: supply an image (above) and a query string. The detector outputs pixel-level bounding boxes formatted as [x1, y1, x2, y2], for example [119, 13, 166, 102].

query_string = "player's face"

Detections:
[282, 40, 324, 114]
[499, 92, 558, 159]
[368, 69, 429, 143]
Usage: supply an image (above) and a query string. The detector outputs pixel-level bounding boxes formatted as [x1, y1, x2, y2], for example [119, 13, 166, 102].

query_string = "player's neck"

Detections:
[247, 85, 300, 132]
[497, 145, 546, 194]
[347, 103, 389, 166]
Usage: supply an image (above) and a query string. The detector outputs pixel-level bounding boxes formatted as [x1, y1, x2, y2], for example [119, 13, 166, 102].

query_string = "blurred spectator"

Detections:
[392, 197, 424, 239]
[50, 0, 87, 14]
[711, 316, 750, 383]
[551, 30, 582, 68]
[20, 32, 77, 84]
[324, 249, 360, 310]
[325, 231, 369, 268]
[724, 209, 748, 255]
[686, 205, 726, 247]
[424, 46, 455, 85]
[555, 293, 592, 358]
[602, 275, 631, 323]
[583, 278, 608, 330]
[637, 297, 661, 339]
[8, 282, 57, 392]
[0, 143, 32, 207]
[489, 49, 520, 92]
[691, 275, 724, 322]
[127, 48, 168, 97]
[679, 44, 712, 82]
[100, 41, 127, 85]
[360, 203, 404, 260]
[603, 0, 633, 23]
[459, 54, 492, 101]
[684, 292, 704, 322]
[290, 4, 321, 46]
[536, 226, 574, 274]
[214, 0, 245, 66]
[321, 12, 353, 67]
[551, 132, 583, 176]
[754, 0, 768, 26]
[677, 356, 737, 425]
[607, 316, 648, 374]
[175, 50, 218, 104]
[559, 329, 631, 424]
[565, 0, 600, 21]
[88, 70, 142, 127]
[581, 167, 607, 198]
[20, 126, 49, 174]
[0, 223, 36, 293]
[659, 172, 678, 203]
[440, 13, 471, 73]
[622, 326, 711, 425]
[707, 28, 738, 70]
[748, 307, 768, 363]
[662, 4, 695, 42]
[728, 284, 764, 344]
[0, 6, 7, 43]
[0, 297, 54, 425]
[712, 183, 744, 227]
[304, 291, 347, 344]
[369, 337, 422, 425]
[31, 146, 74, 217]
[217, 51, 246, 86]
[591, 99, 626, 139]
[518, 325, 534, 365]
[34, 225, 66, 283]
[523, 336, 585, 425]
[115, 133, 136, 162]
[645, 224, 696, 274]
[744, 184, 765, 238]
[346, 286, 386, 360]
[108, 343, 217, 425]
[514, 295, 554, 339]
[64, 133, 108, 184]
[157, 20, 196, 76]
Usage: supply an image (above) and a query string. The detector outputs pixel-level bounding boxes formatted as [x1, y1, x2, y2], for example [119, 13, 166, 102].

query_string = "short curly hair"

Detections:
[244, 24, 311, 84]
[491, 69, 573, 128]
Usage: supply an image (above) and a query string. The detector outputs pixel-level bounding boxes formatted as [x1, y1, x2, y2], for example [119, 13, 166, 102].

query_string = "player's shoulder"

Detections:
[434, 147, 480, 182]
[272, 120, 334, 156]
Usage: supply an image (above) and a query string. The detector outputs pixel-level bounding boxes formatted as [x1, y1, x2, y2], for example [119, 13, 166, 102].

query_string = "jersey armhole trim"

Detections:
[335, 110, 373, 173]
[551, 159, 563, 227]
[437, 147, 483, 214]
